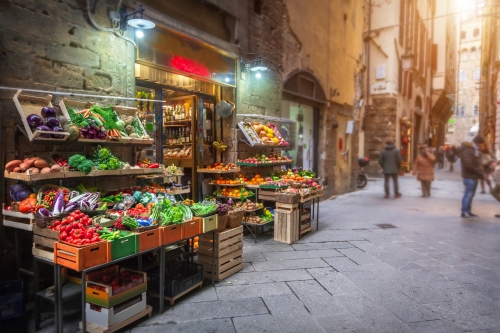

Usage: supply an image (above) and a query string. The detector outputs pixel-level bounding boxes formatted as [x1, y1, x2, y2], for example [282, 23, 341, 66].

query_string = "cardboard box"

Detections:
[86, 292, 146, 329]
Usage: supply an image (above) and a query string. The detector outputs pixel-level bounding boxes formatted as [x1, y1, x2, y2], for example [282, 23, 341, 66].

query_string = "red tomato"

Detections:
[66, 236, 74, 243]
[78, 223, 85, 230]
[53, 220, 61, 227]
[67, 216, 75, 223]
[72, 221, 79, 229]
[61, 220, 69, 226]
[58, 231, 68, 241]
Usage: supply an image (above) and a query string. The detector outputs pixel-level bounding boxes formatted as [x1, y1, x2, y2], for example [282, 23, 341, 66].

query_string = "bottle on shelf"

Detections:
[187, 126, 192, 144]
[181, 105, 186, 120]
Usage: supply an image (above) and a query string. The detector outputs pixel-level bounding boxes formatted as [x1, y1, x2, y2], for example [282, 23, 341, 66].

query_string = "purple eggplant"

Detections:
[51, 126, 65, 139]
[37, 207, 53, 217]
[45, 117, 61, 129]
[52, 190, 65, 215]
[41, 107, 57, 119]
[34, 125, 52, 138]
[27, 114, 44, 129]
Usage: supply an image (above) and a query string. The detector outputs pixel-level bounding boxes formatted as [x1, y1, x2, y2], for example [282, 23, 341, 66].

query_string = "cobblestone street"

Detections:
[31, 167, 500, 333]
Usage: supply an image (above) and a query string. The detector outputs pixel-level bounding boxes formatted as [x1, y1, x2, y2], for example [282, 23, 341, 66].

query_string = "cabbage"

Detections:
[9, 184, 34, 202]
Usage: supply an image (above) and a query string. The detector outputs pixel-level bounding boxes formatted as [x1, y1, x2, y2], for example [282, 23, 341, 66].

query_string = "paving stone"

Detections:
[287, 280, 348, 316]
[244, 244, 294, 254]
[323, 256, 363, 272]
[262, 294, 309, 317]
[400, 287, 452, 304]
[425, 302, 493, 331]
[296, 230, 367, 243]
[242, 252, 267, 262]
[348, 240, 385, 253]
[307, 268, 362, 296]
[241, 262, 255, 272]
[408, 319, 462, 333]
[140, 298, 269, 325]
[131, 318, 236, 333]
[215, 282, 292, 300]
[274, 314, 327, 333]
[252, 258, 329, 271]
[176, 285, 218, 303]
[361, 263, 398, 277]
[215, 269, 314, 286]
[463, 281, 500, 303]
[316, 313, 373, 333]
[445, 288, 500, 315]
[337, 248, 382, 265]
[377, 295, 441, 323]
[402, 269, 461, 289]
[424, 252, 470, 266]
[232, 314, 280, 333]
[262, 249, 343, 261]
[336, 293, 417, 333]
[292, 242, 355, 251]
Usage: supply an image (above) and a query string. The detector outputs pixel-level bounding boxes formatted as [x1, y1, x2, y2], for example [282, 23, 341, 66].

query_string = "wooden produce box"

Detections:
[86, 292, 146, 329]
[134, 228, 160, 252]
[183, 217, 202, 239]
[33, 225, 59, 260]
[108, 232, 137, 261]
[86, 267, 147, 308]
[198, 226, 243, 281]
[160, 224, 183, 245]
[201, 215, 218, 234]
[114, 105, 153, 145]
[32, 243, 54, 262]
[54, 241, 110, 272]
[13, 90, 70, 141]
[258, 189, 277, 201]
[274, 208, 299, 244]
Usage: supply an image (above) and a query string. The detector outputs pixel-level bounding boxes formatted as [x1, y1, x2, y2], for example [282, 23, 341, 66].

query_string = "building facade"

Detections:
[361, 0, 434, 176]
[446, 15, 481, 146]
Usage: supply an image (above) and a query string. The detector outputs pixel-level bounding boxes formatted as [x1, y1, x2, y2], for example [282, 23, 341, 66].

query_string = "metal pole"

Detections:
[81, 269, 86, 333]
[159, 246, 165, 313]
[212, 230, 215, 286]
[56, 264, 63, 333]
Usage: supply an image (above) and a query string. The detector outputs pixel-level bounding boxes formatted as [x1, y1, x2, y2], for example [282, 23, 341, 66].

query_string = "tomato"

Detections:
[61, 219, 69, 226]
[59, 231, 68, 241]
[60, 225, 68, 232]
[6, 206, 11, 210]
[83, 239, 90, 244]
[78, 223, 85, 230]
[72, 221, 79, 229]
[81, 217, 90, 224]
[74, 210, 81, 215]
[85, 229, 94, 239]
[91, 235, 99, 243]
[66, 236, 73, 243]
[75, 240, 83, 246]
[67, 216, 75, 223]
[70, 212, 78, 218]
[53, 220, 61, 227]
[135, 203, 145, 209]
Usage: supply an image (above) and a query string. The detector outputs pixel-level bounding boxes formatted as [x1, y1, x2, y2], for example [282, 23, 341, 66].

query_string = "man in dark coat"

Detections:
[460, 135, 485, 218]
[378, 138, 402, 199]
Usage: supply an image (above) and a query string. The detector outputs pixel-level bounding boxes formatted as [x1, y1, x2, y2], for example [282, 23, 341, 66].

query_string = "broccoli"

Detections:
[108, 157, 122, 170]
[77, 160, 94, 175]
[98, 163, 108, 170]
[68, 154, 86, 168]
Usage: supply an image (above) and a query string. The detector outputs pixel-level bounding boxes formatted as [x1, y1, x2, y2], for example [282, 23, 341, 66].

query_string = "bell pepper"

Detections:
[147, 163, 159, 168]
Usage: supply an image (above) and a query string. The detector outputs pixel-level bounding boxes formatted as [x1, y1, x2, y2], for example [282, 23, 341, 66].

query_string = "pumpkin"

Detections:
[19, 194, 37, 214]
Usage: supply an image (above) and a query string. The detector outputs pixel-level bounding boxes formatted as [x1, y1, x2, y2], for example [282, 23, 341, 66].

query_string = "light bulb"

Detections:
[255, 71, 262, 79]
[225, 77, 230, 83]
[136, 28, 144, 38]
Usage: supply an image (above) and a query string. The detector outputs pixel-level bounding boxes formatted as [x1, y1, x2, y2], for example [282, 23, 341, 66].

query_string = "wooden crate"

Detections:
[258, 189, 277, 201]
[32, 243, 54, 261]
[276, 202, 298, 212]
[114, 105, 153, 145]
[274, 208, 299, 244]
[3, 216, 34, 231]
[198, 226, 243, 281]
[201, 215, 218, 234]
[79, 305, 152, 333]
[54, 241, 110, 272]
[183, 217, 202, 239]
[135, 228, 160, 252]
[160, 224, 183, 245]
[13, 90, 70, 141]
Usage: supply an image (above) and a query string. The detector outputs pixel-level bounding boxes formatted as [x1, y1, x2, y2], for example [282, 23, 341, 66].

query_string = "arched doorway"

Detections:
[282, 70, 327, 176]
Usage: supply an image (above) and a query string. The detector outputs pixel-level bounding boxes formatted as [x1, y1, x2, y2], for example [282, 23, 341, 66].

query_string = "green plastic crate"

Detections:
[109, 231, 137, 260]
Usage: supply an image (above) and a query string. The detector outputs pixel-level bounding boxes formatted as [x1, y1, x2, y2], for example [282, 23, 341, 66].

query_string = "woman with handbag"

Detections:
[412, 145, 436, 197]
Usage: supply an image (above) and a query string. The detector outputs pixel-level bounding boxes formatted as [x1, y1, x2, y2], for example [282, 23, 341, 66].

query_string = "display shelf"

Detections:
[216, 195, 249, 200]
[245, 184, 260, 189]
[238, 137, 286, 148]
[237, 114, 296, 123]
[197, 168, 240, 174]
[209, 182, 247, 187]
[259, 185, 289, 189]
[237, 161, 292, 167]
[4, 167, 165, 181]
[3, 217, 34, 231]
[164, 120, 192, 124]
[36, 281, 81, 302]
[166, 188, 191, 195]
[242, 219, 273, 226]
[164, 144, 191, 147]
[243, 206, 264, 213]
[2, 204, 36, 219]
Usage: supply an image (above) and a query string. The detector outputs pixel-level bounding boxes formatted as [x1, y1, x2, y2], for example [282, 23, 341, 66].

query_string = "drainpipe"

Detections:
[364, 1, 371, 158]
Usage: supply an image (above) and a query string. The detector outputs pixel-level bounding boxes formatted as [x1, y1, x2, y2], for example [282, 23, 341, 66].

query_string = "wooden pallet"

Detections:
[274, 208, 299, 244]
[276, 202, 299, 211]
[198, 226, 243, 281]
[149, 281, 203, 306]
[300, 226, 312, 236]
[79, 305, 152, 333]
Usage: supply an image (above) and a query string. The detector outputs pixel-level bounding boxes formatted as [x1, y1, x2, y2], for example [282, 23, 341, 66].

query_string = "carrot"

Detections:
[75, 109, 88, 114]
[91, 112, 106, 123]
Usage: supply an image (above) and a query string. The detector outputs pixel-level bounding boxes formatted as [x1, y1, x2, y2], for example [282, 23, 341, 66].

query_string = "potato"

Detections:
[50, 164, 61, 173]
[19, 163, 31, 172]
[26, 167, 40, 174]
[12, 167, 21, 173]
[23, 158, 34, 163]
[34, 160, 49, 169]
[5, 160, 22, 172]
[40, 167, 51, 174]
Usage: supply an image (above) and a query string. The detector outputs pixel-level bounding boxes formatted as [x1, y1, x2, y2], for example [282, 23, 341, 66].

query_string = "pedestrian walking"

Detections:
[436, 146, 445, 169]
[479, 145, 495, 194]
[446, 145, 457, 172]
[459, 135, 485, 218]
[412, 145, 436, 197]
[378, 138, 402, 199]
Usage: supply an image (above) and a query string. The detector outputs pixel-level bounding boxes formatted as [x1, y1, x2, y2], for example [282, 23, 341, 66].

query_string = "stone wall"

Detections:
[364, 97, 397, 176]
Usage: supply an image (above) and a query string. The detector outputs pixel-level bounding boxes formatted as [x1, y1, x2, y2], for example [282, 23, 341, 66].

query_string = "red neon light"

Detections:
[170, 56, 210, 77]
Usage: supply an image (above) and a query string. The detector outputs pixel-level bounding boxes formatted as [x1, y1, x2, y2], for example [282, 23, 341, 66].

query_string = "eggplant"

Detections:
[51, 126, 65, 139]
[37, 208, 53, 217]
[27, 114, 44, 129]
[41, 107, 57, 119]
[52, 190, 65, 215]
[45, 117, 61, 129]
[34, 125, 52, 138]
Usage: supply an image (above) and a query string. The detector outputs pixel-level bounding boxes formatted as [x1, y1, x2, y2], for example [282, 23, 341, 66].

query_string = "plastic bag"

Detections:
[113, 194, 136, 210]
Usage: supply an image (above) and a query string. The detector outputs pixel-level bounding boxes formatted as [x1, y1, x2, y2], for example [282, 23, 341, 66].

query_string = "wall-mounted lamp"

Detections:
[242, 58, 268, 79]
[119, 5, 155, 38]
[225, 77, 230, 83]
[401, 50, 414, 71]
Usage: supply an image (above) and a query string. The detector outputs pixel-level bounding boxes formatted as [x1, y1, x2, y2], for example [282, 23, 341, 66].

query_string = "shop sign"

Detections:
[137, 26, 236, 86]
